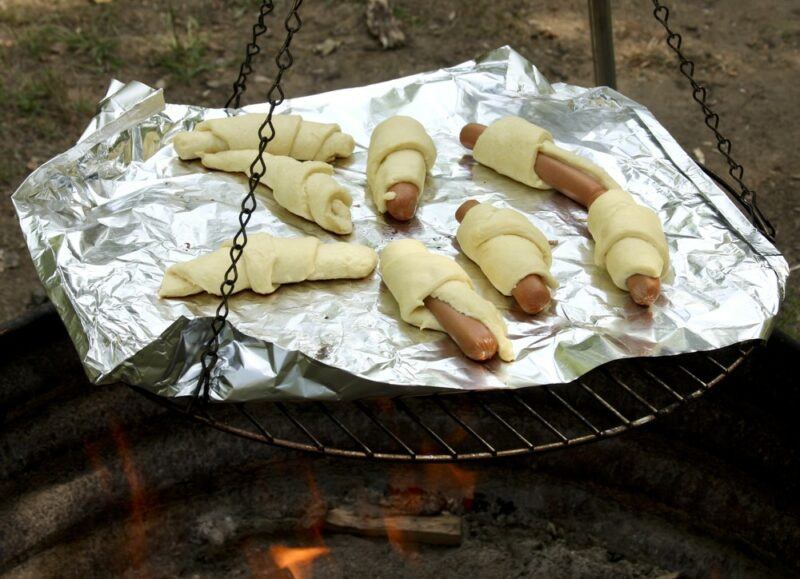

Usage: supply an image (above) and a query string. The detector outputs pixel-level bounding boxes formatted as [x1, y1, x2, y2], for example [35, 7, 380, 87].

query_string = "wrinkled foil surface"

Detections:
[13, 47, 788, 401]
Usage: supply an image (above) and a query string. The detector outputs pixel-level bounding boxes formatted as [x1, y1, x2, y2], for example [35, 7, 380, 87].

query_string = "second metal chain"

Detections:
[651, 0, 776, 240]
[194, 0, 304, 403]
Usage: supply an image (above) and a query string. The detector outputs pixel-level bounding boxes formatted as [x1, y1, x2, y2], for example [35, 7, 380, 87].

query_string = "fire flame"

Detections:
[111, 420, 150, 575]
[84, 440, 113, 493]
[269, 545, 329, 579]
[425, 463, 477, 509]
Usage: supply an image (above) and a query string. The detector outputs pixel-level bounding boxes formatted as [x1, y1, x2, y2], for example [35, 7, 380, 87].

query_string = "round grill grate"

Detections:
[134, 342, 756, 461]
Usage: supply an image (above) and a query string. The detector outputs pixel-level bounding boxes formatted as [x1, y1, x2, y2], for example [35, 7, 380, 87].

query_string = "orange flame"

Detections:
[111, 420, 150, 575]
[425, 463, 477, 509]
[84, 440, 113, 493]
[383, 515, 420, 561]
[269, 545, 329, 579]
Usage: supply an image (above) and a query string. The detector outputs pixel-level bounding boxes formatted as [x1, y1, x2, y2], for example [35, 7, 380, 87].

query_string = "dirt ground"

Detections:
[0, 0, 798, 335]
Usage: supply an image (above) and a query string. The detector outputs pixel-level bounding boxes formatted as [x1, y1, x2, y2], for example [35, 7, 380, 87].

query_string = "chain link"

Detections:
[225, 1, 277, 109]
[651, 1, 775, 240]
[194, 0, 304, 404]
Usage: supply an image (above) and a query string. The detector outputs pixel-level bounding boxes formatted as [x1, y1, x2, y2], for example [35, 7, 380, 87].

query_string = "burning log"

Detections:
[325, 506, 462, 546]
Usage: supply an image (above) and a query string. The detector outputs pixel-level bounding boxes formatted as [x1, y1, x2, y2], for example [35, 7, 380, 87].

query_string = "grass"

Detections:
[13, 19, 120, 72]
[155, 10, 209, 83]
[16, 26, 59, 61]
[12, 72, 65, 115]
[60, 24, 120, 71]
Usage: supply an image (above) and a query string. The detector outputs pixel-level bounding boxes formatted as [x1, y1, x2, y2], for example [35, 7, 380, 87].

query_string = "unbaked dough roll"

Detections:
[587, 188, 669, 289]
[472, 116, 619, 191]
[366, 116, 437, 214]
[457, 203, 558, 295]
[201, 150, 353, 235]
[379, 239, 514, 361]
[159, 233, 377, 298]
[173, 114, 355, 163]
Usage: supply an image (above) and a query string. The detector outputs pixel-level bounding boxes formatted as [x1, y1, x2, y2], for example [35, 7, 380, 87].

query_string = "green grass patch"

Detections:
[16, 26, 59, 61]
[60, 24, 120, 71]
[155, 10, 209, 83]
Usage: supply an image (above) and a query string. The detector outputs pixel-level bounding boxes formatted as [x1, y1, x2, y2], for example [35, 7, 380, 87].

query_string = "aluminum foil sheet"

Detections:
[13, 47, 788, 402]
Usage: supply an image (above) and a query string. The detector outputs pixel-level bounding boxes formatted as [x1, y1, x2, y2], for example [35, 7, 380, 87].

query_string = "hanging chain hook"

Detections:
[193, 0, 304, 405]
[651, 0, 776, 240]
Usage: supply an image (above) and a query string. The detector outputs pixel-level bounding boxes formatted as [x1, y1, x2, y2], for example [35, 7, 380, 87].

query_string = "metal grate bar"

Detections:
[704, 354, 730, 374]
[433, 396, 496, 455]
[578, 381, 631, 425]
[546, 387, 602, 435]
[355, 401, 416, 458]
[508, 392, 569, 442]
[395, 399, 458, 457]
[605, 370, 659, 413]
[476, 399, 534, 449]
[642, 366, 685, 401]
[276, 402, 324, 451]
[677, 364, 709, 388]
[316, 402, 374, 457]
[236, 404, 275, 443]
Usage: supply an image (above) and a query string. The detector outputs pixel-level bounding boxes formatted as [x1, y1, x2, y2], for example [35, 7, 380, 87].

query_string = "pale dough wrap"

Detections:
[366, 116, 437, 214]
[159, 233, 377, 298]
[457, 203, 558, 296]
[173, 114, 355, 162]
[472, 116, 620, 191]
[587, 188, 669, 289]
[379, 239, 514, 361]
[201, 150, 353, 235]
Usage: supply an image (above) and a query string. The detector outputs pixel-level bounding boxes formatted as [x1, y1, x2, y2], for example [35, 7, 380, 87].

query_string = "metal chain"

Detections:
[194, 0, 304, 404]
[225, 1, 277, 109]
[651, 1, 776, 240]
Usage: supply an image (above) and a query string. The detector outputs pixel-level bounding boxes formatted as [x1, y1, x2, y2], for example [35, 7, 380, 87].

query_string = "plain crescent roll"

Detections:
[367, 116, 437, 214]
[379, 239, 514, 361]
[457, 203, 558, 295]
[588, 188, 669, 290]
[159, 234, 377, 298]
[201, 150, 353, 235]
[173, 114, 355, 163]
[472, 116, 620, 192]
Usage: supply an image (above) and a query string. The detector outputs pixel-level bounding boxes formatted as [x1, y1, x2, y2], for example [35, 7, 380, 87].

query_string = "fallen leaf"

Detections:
[313, 38, 341, 56]
[692, 147, 706, 165]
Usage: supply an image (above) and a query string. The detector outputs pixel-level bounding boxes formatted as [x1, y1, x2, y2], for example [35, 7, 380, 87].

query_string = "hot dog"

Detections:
[386, 182, 420, 221]
[423, 296, 499, 361]
[455, 200, 552, 314]
[460, 122, 661, 307]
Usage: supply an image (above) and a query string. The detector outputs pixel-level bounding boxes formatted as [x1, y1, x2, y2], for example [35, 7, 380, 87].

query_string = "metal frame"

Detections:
[588, 0, 617, 88]
[134, 342, 756, 461]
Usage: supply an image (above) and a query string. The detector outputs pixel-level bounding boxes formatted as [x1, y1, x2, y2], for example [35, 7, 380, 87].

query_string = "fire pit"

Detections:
[3, 2, 795, 575]
[1, 307, 799, 577]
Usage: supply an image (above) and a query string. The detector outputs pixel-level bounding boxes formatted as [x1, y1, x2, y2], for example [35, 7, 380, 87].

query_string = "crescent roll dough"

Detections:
[173, 114, 355, 163]
[366, 116, 437, 214]
[379, 239, 514, 361]
[201, 150, 353, 235]
[588, 188, 669, 289]
[457, 203, 558, 296]
[159, 233, 377, 298]
[472, 116, 620, 191]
